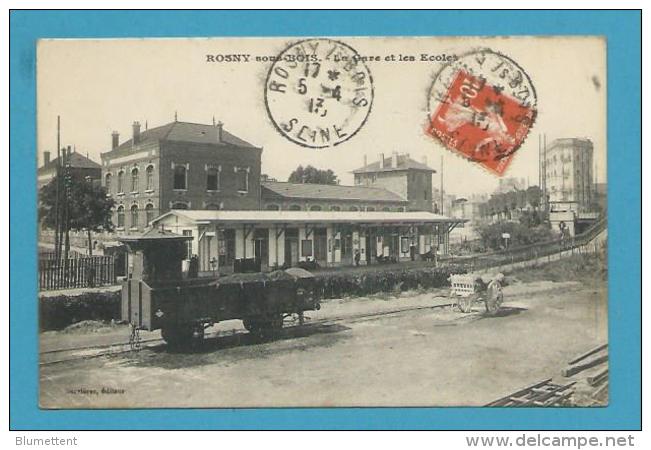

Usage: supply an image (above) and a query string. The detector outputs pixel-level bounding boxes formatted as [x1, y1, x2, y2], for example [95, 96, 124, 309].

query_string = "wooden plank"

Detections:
[486, 378, 553, 406]
[568, 343, 608, 366]
[562, 355, 608, 377]
[587, 369, 609, 386]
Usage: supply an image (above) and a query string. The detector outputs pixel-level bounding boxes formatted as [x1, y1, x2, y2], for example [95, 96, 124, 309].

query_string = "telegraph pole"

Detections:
[440, 155, 444, 215]
[63, 145, 71, 261]
[54, 116, 61, 260]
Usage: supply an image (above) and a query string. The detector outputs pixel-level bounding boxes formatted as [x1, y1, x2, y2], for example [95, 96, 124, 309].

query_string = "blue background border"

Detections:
[10, 10, 641, 430]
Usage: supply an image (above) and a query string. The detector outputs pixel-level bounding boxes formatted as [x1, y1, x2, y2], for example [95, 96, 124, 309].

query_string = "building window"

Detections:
[117, 206, 125, 228]
[206, 166, 220, 191]
[235, 166, 249, 192]
[349, 206, 359, 211]
[366, 206, 376, 212]
[146, 165, 154, 191]
[130, 205, 139, 229]
[171, 202, 188, 210]
[266, 204, 281, 211]
[330, 205, 341, 211]
[289, 204, 301, 211]
[182, 230, 193, 259]
[309, 205, 322, 211]
[382, 207, 391, 212]
[205, 203, 221, 210]
[174, 164, 187, 190]
[117, 170, 124, 193]
[131, 168, 139, 192]
[145, 203, 155, 225]
[105, 173, 112, 194]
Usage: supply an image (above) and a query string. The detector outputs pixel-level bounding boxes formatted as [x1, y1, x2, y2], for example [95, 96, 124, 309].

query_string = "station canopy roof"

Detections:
[153, 209, 466, 226]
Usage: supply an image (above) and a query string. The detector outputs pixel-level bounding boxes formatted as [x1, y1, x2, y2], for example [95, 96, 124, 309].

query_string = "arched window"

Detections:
[309, 205, 322, 211]
[131, 168, 139, 192]
[130, 205, 139, 229]
[145, 203, 155, 225]
[105, 173, 112, 194]
[206, 167, 220, 191]
[330, 205, 341, 211]
[174, 165, 187, 190]
[117, 171, 124, 193]
[349, 206, 359, 212]
[171, 202, 188, 210]
[117, 206, 125, 228]
[146, 165, 154, 191]
[205, 203, 221, 210]
[266, 204, 281, 211]
[289, 204, 301, 211]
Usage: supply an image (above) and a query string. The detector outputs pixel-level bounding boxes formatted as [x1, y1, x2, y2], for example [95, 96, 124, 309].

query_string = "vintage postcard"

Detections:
[37, 36, 607, 408]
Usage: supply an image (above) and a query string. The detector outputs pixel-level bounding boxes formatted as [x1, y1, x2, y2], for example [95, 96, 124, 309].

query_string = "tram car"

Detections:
[119, 228, 319, 347]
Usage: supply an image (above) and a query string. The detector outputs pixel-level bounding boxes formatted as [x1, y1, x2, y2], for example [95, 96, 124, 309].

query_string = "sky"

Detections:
[36, 36, 606, 196]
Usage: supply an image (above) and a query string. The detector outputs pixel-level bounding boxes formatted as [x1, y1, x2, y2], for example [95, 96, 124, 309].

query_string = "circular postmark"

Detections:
[265, 38, 374, 149]
[426, 49, 537, 176]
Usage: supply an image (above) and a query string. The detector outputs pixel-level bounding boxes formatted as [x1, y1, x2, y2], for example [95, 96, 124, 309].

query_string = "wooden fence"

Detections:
[39, 255, 116, 291]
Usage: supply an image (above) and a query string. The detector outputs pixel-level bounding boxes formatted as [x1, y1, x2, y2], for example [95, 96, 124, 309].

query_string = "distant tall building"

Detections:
[352, 152, 435, 212]
[545, 138, 594, 212]
[495, 177, 526, 194]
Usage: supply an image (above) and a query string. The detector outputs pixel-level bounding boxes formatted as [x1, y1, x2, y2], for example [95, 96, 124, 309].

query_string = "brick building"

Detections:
[100, 120, 262, 233]
[261, 181, 408, 212]
[352, 153, 435, 212]
[38, 148, 101, 188]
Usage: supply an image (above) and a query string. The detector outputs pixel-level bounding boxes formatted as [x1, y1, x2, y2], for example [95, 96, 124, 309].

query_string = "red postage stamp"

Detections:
[427, 49, 537, 176]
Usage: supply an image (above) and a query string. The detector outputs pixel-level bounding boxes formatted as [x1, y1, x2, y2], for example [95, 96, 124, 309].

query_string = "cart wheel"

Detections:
[456, 296, 474, 313]
[161, 325, 194, 349]
[484, 282, 504, 315]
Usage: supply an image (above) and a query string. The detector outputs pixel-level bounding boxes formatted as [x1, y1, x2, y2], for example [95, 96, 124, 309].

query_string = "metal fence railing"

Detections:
[440, 217, 607, 272]
[39, 255, 116, 291]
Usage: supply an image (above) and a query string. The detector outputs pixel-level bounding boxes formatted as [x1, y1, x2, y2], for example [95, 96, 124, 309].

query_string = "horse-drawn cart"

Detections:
[449, 273, 504, 314]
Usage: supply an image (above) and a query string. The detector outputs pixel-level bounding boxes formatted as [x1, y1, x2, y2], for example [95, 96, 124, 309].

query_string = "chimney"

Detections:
[217, 121, 223, 141]
[379, 153, 385, 169]
[422, 155, 427, 166]
[391, 151, 398, 168]
[132, 121, 141, 145]
[363, 154, 367, 169]
[112, 131, 119, 150]
[44, 151, 50, 165]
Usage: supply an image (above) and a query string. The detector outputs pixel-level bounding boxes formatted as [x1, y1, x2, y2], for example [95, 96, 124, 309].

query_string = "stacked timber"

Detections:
[562, 343, 609, 405]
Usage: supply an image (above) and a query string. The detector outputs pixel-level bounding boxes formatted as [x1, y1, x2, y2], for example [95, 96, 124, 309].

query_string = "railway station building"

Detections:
[151, 210, 465, 274]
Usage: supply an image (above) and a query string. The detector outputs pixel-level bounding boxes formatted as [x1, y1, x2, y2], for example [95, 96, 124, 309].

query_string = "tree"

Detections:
[526, 186, 542, 211]
[40, 176, 115, 256]
[288, 165, 339, 185]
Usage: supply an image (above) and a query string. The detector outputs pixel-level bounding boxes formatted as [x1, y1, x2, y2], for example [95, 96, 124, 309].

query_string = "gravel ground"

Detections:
[39, 280, 607, 408]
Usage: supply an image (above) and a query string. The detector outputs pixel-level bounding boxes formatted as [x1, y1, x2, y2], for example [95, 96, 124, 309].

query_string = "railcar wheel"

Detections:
[161, 325, 194, 349]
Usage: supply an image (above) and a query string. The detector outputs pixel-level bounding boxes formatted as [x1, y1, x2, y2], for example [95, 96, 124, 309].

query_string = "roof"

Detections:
[39, 152, 101, 173]
[107, 121, 259, 154]
[261, 181, 407, 203]
[153, 209, 465, 226]
[118, 227, 192, 242]
[352, 154, 435, 174]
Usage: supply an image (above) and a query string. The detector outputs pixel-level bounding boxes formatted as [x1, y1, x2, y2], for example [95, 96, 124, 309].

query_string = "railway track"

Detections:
[40, 300, 458, 366]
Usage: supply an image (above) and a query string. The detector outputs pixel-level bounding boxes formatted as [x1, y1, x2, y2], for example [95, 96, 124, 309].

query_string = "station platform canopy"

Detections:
[152, 209, 467, 227]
